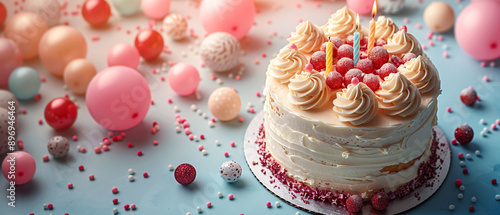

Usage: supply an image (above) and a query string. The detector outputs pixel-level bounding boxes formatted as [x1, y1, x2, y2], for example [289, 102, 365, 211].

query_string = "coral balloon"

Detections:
[0, 38, 23, 87]
[2, 151, 36, 185]
[141, 0, 171, 19]
[424, 2, 454, 33]
[63, 59, 97, 95]
[82, 0, 112, 26]
[168, 63, 200, 96]
[208, 87, 241, 121]
[107, 43, 140, 69]
[24, 0, 61, 26]
[86, 66, 151, 131]
[347, 0, 374, 15]
[0, 2, 6, 26]
[8, 67, 41, 100]
[135, 29, 164, 61]
[0, 108, 17, 158]
[112, 0, 141, 16]
[4, 12, 48, 60]
[39, 26, 87, 77]
[200, 0, 256, 40]
[455, 1, 500, 60]
[44, 97, 78, 130]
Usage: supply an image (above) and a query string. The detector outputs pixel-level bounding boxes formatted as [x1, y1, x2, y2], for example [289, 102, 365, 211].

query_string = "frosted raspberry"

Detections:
[355, 59, 375, 74]
[454, 123, 474, 144]
[337, 44, 354, 59]
[460, 88, 477, 106]
[368, 46, 389, 68]
[174, 163, 197, 185]
[402, 53, 417, 63]
[326, 71, 344, 89]
[330, 36, 343, 48]
[320, 42, 338, 57]
[371, 192, 389, 211]
[391, 55, 403, 68]
[346, 195, 363, 212]
[345, 35, 354, 46]
[336, 57, 354, 76]
[378, 63, 397, 80]
[344, 69, 364, 87]
[310, 51, 327, 71]
[360, 37, 368, 47]
[375, 38, 387, 47]
[363, 74, 380, 91]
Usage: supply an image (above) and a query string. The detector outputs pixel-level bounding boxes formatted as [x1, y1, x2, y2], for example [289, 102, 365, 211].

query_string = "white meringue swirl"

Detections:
[333, 83, 378, 126]
[288, 71, 331, 110]
[398, 56, 438, 94]
[268, 47, 308, 84]
[383, 30, 422, 57]
[375, 16, 399, 42]
[376, 73, 422, 117]
[322, 6, 360, 39]
[288, 21, 327, 54]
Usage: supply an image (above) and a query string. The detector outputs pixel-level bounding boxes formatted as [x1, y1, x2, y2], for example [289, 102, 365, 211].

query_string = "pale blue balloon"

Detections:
[112, 0, 141, 16]
[8, 66, 41, 100]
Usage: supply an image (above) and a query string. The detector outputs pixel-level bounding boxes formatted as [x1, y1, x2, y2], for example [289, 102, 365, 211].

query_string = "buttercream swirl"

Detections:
[376, 73, 421, 117]
[288, 71, 331, 110]
[398, 56, 437, 94]
[333, 83, 378, 126]
[268, 47, 308, 84]
[383, 30, 422, 57]
[375, 16, 399, 42]
[287, 21, 327, 54]
[322, 6, 360, 39]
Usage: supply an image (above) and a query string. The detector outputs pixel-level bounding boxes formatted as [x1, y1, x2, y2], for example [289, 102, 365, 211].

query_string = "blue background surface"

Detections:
[1, 0, 500, 214]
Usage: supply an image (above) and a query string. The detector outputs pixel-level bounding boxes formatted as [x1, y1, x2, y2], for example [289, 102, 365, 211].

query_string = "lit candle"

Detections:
[353, 14, 360, 65]
[325, 37, 333, 77]
[368, 0, 378, 53]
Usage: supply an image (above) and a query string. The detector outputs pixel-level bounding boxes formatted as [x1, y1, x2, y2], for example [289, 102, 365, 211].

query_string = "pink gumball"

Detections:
[86, 66, 151, 131]
[141, 0, 170, 19]
[2, 151, 36, 185]
[200, 0, 255, 40]
[455, 1, 500, 60]
[107, 43, 140, 69]
[208, 87, 241, 121]
[0, 38, 23, 87]
[168, 63, 200, 96]
[347, 0, 374, 15]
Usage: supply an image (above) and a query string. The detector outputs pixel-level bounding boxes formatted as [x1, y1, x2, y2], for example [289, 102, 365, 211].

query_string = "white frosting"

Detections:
[268, 47, 308, 84]
[398, 55, 439, 94]
[383, 30, 422, 57]
[376, 73, 422, 117]
[288, 71, 331, 110]
[288, 21, 327, 54]
[375, 16, 399, 42]
[322, 6, 362, 39]
[333, 83, 378, 126]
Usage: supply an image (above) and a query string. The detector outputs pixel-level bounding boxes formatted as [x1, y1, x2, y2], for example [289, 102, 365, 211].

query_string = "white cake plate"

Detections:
[244, 111, 451, 215]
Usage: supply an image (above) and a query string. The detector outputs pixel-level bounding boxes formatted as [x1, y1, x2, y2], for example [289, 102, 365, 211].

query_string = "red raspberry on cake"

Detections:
[338, 44, 354, 59]
[391, 55, 403, 68]
[378, 63, 397, 80]
[355, 59, 375, 74]
[330, 36, 343, 48]
[345, 35, 354, 46]
[375, 38, 387, 47]
[368, 46, 389, 68]
[363, 74, 380, 91]
[402, 53, 417, 63]
[336, 57, 354, 76]
[371, 192, 389, 211]
[320, 42, 338, 57]
[454, 123, 474, 144]
[460, 87, 478, 106]
[310, 51, 327, 71]
[344, 69, 364, 87]
[326, 71, 344, 89]
[346, 195, 363, 212]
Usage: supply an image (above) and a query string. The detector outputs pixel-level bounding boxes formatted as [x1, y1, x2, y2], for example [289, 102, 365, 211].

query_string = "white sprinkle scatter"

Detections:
[495, 194, 500, 201]
[449, 204, 455, 211]
[442, 44, 448, 50]
[218, 192, 223, 198]
[466, 154, 472, 160]
[481, 130, 487, 137]
[174, 106, 180, 112]
[168, 165, 174, 171]
[471, 197, 477, 203]
[208, 121, 215, 127]
[113, 207, 118, 214]
[176, 126, 182, 133]
[460, 185, 465, 191]
[197, 206, 202, 213]
[43, 204, 48, 209]
[215, 140, 221, 146]
[129, 169, 134, 175]
[296, 212, 301, 215]
[458, 193, 464, 199]
[202, 113, 208, 119]
[191, 104, 198, 111]
[202, 149, 207, 155]
[475, 150, 481, 156]
[197, 109, 203, 115]
[186, 212, 191, 215]
[460, 161, 466, 167]
[216, 78, 223, 85]
[275, 201, 281, 207]
[129, 175, 134, 181]
[480, 119, 486, 125]
[228, 73, 234, 79]
[260, 97, 266, 103]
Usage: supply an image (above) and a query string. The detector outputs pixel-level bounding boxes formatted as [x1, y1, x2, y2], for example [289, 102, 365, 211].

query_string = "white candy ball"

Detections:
[220, 160, 242, 182]
[24, 0, 61, 26]
[378, 0, 406, 14]
[112, 0, 141, 16]
[47, 136, 70, 158]
[163, 13, 188, 40]
[0, 90, 19, 111]
[200, 32, 240, 72]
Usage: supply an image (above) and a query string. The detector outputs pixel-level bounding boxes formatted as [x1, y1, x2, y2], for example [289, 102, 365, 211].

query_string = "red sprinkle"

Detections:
[89, 174, 95, 180]
[266, 202, 271, 207]
[206, 202, 212, 208]
[446, 107, 452, 112]
[127, 142, 133, 148]
[43, 155, 49, 162]
[153, 140, 159, 146]
[137, 151, 143, 156]
[224, 152, 229, 157]
[230, 142, 236, 147]
[451, 138, 458, 145]
[94, 147, 102, 154]
[228, 194, 234, 200]
[469, 206, 474, 212]
[78, 165, 84, 171]
[67, 183, 73, 189]
[103, 145, 109, 151]
[463, 168, 468, 174]
[131, 203, 136, 210]
[455, 179, 462, 187]
[72, 135, 78, 141]
[38, 119, 43, 125]
[112, 187, 118, 193]
[113, 198, 118, 204]
[200, 134, 205, 139]
[256, 92, 261, 97]
[124, 204, 130, 210]
[239, 117, 244, 123]
[47, 203, 53, 210]
[458, 152, 464, 159]
[143, 172, 149, 178]
[492, 179, 497, 184]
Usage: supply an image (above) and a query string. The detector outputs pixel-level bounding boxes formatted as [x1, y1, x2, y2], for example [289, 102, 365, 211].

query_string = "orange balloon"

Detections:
[39, 26, 87, 77]
[63, 59, 97, 95]
[0, 2, 6, 26]
[4, 12, 48, 60]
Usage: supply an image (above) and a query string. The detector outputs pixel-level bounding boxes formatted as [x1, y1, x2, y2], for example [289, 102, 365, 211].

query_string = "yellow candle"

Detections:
[368, 0, 378, 53]
[325, 39, 333, 77]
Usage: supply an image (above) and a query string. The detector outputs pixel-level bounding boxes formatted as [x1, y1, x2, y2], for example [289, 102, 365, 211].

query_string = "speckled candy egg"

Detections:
[47, 136, 70, 158]
[200, 32, 240, 72]
[163, 13, 187, 40]
[0, 90, 19, 111]
[220, 160, 242, 182]
[0, 108, 17, 157]
[208, 87, 241, 121]
[424, 2, 455, 33]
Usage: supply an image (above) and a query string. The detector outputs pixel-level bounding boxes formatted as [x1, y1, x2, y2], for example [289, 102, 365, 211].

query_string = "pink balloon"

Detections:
[200, 0, 256, 40]
[455, 1, 500, 60]
[2, 151, 36, 185]
[107, 43, 140, 69]
[86, 66, 151, 131]
[168, 63, 200, 96]
[347, 0, 374, 15]
[141, 0, 170, 19]
[471, 0, 500, 3]
[0, 38, 23, 87]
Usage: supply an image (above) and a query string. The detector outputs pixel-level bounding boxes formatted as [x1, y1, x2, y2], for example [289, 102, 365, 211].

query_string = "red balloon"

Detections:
[44, 97, 78, 130]
[135, 29, 164, 61]
[0, 2, 6, 27]
[82, 0, 111, 26]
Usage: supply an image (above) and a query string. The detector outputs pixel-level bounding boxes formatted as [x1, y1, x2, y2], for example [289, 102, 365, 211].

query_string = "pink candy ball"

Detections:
[167, 63, 200, 96]
[2, 151, 36, 185]
[107, 43, 140, 69]
[141, 0, 170, 20]
[199, 0, 255, 40]
[347, 0, 374, 15]
[86, 66, 151, 131]
[0, 38, 23, 87]
[208, 87, 241, 121]
[455, 1, 500, 60]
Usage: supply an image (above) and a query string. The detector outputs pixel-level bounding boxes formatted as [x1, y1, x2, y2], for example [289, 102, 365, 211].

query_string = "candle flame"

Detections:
[372, 0, 378, 18]
[356, 14, 359, 31]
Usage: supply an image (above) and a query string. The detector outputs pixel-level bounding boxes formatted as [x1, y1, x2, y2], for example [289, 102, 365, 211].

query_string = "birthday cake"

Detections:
[263, 6, 441, 210]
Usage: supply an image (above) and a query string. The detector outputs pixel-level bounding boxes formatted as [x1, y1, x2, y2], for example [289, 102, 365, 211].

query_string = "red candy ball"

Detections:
[174, 163, 196, 185]
[135, 29, 164, 61]
[320, 42, 338, 58]
[337, 44, 354, 59]
[368, 46, 389, 68]
[460, 88, 477, 106]
[310, 51, 327, 71]
[0, 2, 6, 27]
[391, 55, 403, 68]
[344, 69, 364, 87]
[346, 195, 363, 212]
[82, 0, 112, 26]
[363, 74, 380, 91]
[330, 37, 343, 48]
[336, 57, 354, 76]
[454, 123, 474, 144]
[326, 71, 343, 89]
[371, 192, 389, 211]
[355, 59, 375, 74]
[44, 97, 78, 131]
[378, 63, 398, 80]
[345, 35, 354, 46]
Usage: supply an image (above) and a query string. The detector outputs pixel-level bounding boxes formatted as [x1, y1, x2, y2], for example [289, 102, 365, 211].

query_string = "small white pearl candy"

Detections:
[197, 109, 203, 115]
[495, 194, 500, 201]
[296, 212, 301, 215]
[129, 175, 134, 181]
[186, 212, 191, 215]
[176, 126, 182, 133]
[475, 150, 481, 156]
[216, 78, 223, 85]
[202, 113, 208, 119]
[458, 193, 464, 199]
[460, 185, 465, 191]
[174, 106, 180, 112]
[43, 204, 48, 209]
[218, 192, 223, 198]
[215, 140, 221, 146]
[168, 164, 174, 171]
[202, 149, 207, 155]
[113, 207, 118, 214]
[129, 169, 134, 175]
[275, 201, 281, 207]
[197, 206, 202, 213]
[480, 119, 486, 125]
[449, 204, 455, 211]
[466, 154, 472, 160]
[191, 104, 198, 111]
[471, 197, 477, 203]
[208, 121, 215, 127]
[460, 161, 466, 167]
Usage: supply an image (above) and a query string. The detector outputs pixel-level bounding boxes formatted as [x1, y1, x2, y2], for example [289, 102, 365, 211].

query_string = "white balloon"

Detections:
[112, 0, 141, 16]
[24, 0, 61, 26]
